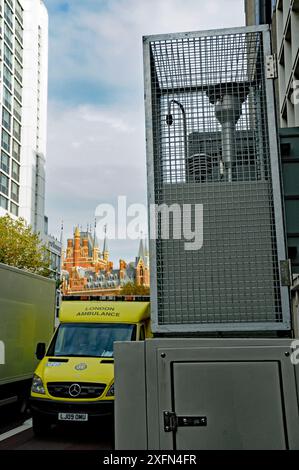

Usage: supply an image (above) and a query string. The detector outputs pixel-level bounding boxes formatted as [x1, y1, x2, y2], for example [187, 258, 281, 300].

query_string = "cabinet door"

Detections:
[169, 361, 286, 450]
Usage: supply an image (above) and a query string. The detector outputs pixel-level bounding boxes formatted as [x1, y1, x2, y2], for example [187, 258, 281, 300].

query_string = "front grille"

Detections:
[47, 382, 106, 399]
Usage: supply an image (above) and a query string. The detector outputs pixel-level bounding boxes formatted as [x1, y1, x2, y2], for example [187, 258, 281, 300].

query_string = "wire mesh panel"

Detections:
[144, 26, 291, 333]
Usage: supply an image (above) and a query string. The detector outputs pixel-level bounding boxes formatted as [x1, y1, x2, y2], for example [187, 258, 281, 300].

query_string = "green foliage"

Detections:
[120, 281, 150, 296]
[0, 215, 51, 277]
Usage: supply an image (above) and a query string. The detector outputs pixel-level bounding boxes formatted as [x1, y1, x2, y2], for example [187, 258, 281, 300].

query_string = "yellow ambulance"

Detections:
[30, 299, 150, 436]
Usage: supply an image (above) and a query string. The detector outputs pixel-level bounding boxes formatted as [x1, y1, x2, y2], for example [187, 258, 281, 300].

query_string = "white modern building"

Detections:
[0, 0, 48, 235]
[273, 0, 299, 128]
[0, 0, 62, 278]
[245, 0, 299, 127]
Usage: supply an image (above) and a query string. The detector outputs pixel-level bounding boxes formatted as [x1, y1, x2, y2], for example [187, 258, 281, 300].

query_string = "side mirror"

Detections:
[36, 343, 46, 360]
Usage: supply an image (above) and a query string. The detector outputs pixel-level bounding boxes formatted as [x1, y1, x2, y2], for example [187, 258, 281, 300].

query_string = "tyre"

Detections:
[32, 413, 51, 437]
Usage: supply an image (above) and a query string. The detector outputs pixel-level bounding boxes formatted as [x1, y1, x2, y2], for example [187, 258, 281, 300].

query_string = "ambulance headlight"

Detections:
[32, 374, 46, 395]
[106, 382, 114, 397]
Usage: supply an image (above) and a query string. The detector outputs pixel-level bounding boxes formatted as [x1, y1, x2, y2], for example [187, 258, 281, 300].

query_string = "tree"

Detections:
[120, 281, 150, 296]
[0, 215, 51, 277]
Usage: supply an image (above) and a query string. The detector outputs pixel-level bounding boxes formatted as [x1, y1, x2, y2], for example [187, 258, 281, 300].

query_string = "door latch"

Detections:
[164, 411, 207, 432]
[280, 259, 291, 286]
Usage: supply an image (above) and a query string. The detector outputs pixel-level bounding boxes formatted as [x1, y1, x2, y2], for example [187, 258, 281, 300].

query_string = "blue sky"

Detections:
[44, 0, 148, 107]
[43, 0, 245, 264]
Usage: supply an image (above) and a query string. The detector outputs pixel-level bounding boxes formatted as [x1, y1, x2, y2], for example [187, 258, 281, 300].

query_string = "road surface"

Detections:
[0, 405, 114, 450]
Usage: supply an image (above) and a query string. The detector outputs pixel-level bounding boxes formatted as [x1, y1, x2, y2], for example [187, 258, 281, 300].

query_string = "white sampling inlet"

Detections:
[214, 94, 243, 182]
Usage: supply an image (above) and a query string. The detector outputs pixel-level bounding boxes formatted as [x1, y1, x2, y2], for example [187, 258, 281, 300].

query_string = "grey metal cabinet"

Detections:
[115, 339, 299, 450]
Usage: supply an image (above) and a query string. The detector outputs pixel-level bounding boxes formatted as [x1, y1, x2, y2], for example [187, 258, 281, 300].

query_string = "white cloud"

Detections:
[48, 0, 245, 95]
[46, 101, 147, 264]
[79, 107, 135, 133]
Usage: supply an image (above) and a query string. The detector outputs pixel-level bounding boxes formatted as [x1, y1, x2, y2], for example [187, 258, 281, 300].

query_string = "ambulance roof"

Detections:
[59, 301, 150, 324]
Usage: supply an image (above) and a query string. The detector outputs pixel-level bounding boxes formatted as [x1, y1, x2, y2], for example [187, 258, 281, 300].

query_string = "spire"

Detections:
[60, 220, 64, 245]
[144, 237, 149, 268]
[144, 238, 149, 255]
[103, 225, 108, 253]
[138, 234, 145, 260]
[74, 226, 81, 262]
[103, 225, 109, 261]
[93, 218, 98, 249]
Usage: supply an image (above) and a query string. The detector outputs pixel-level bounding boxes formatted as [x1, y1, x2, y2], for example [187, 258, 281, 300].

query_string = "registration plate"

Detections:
[58, 413, 88, 422]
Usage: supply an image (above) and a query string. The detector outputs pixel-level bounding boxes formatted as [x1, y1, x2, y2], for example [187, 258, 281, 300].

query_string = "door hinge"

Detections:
[266, 54, 277, 79]
[164, 411, 177, 432]
[280, 259, 291, 286]
[164, 411, 207, 432]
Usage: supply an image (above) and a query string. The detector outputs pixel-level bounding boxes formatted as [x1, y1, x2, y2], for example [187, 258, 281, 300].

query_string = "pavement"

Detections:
[0, 404, 114, 450]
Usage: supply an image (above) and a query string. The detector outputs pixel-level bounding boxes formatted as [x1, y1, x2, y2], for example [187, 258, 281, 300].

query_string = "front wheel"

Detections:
[32, 413, 52, 437]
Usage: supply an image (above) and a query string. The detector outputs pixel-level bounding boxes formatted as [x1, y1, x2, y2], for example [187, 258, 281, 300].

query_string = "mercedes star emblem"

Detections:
[69, 383, 81, 397]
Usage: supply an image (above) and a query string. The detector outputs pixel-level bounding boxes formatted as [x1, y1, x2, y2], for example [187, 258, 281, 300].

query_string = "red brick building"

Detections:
[62, 227, 149, 295]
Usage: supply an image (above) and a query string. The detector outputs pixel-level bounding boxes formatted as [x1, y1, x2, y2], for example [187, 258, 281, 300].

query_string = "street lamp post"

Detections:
[166, 99, 188, 177]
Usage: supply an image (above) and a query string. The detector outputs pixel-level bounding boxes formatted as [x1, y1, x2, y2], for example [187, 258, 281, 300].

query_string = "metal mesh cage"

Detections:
[144, 26, 291, 333]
